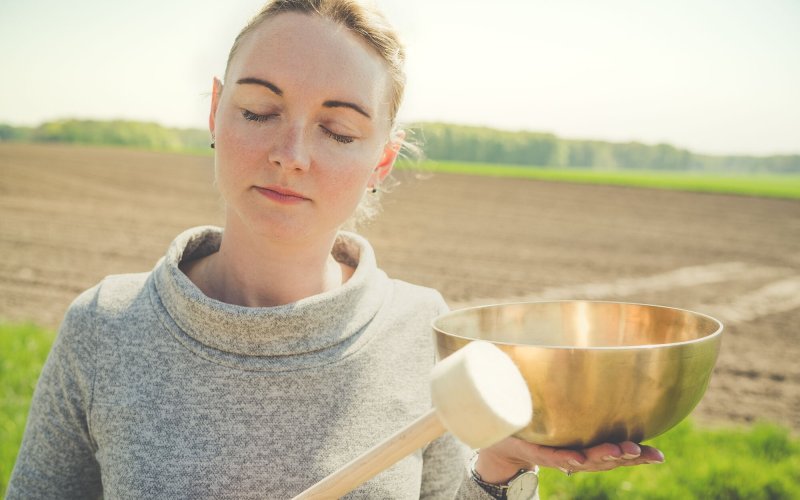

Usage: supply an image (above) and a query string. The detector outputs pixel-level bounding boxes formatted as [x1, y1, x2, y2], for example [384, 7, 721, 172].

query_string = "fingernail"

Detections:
[567, 458, 583, 467]
[602, 455, 621, 462]
[622, 452, 640, 460]
[647, 459, 664, 464]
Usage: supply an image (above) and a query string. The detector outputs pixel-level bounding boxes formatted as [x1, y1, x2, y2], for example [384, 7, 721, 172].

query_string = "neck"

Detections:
[188, 218, 352, 308]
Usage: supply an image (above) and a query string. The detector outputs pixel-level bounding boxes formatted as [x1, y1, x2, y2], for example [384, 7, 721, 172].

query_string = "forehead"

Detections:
[227, 12, 390, 116]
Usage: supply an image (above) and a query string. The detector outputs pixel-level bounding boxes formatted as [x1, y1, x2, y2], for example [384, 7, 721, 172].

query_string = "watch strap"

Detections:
[469, 454, 538, 500]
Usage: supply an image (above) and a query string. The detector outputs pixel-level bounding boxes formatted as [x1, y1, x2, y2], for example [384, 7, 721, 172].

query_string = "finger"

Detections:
[619, 441, 642, 460]
[614, 445, 665, 469]
[638, 445, 665, 464]
[532, 443, 587, 470]
[583, 442, 623, 464]
[486, 438, 591, 472]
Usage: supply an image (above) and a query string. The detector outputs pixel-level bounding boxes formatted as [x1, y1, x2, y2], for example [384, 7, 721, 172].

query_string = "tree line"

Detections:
[0, 120, 208, 154]
[1, 119, 798, 173]
[408, 123, 800, 174]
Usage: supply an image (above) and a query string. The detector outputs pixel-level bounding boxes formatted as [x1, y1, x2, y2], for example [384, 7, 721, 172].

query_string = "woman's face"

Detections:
[210, 12, 399, 242]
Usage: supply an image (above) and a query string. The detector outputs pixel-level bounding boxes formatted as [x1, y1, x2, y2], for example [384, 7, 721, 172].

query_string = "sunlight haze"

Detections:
[1, 0, 798, 155]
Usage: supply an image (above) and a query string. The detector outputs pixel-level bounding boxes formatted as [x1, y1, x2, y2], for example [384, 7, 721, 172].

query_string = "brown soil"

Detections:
[2, 142, 799, 431]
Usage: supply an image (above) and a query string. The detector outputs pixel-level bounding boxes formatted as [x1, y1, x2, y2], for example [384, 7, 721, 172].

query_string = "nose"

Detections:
[268, 124, 311, 172]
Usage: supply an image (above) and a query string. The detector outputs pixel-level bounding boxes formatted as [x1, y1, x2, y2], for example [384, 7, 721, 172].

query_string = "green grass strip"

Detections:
[0, 322, 56, 495]
[402, 160, 800, 200]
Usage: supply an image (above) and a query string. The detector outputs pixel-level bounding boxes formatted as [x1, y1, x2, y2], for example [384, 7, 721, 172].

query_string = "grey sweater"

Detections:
[8, 226, 495, 499]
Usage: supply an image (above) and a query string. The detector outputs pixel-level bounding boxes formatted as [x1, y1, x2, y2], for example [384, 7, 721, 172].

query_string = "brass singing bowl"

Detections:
[433, 301, 722, 449]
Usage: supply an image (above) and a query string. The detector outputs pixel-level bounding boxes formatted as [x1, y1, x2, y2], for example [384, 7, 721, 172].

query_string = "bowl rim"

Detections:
[432, 299, 723, 351]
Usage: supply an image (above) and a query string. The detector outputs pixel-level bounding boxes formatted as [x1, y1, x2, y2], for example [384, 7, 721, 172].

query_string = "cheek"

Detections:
[316, 162, 371, 202]
[217, 108, 264, 155]
[318, 146, 382, 191]
[214, 116, 266, 189]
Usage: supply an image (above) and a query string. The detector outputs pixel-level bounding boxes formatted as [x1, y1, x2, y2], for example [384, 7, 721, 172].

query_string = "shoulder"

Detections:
[51, 272, 153, 374]
[38, 272, 152, 403]
[93, 271, 151, 313]
[387, 279, 450, 318]
[61, 271, 152, 335]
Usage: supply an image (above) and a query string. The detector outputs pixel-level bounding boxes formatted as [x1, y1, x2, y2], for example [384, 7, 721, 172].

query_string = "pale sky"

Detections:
[1, 0, 798, 155]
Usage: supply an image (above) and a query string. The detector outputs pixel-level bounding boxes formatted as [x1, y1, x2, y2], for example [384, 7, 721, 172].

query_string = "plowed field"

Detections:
[2, 142, 799, 431]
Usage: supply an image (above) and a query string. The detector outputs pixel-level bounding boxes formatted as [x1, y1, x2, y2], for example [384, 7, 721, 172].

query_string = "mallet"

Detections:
[292, 340, 532, 499]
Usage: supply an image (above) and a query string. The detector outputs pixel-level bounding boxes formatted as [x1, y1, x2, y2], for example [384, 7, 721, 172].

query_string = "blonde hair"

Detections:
[225, 0, 406, 126]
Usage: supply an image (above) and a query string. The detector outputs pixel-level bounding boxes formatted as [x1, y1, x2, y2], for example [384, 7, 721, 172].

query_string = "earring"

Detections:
[370, 186, 377, 194]
[210, 141, 215, 149]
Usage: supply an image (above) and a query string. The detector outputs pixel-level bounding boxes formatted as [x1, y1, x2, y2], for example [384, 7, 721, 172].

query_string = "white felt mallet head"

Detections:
[430, 340, 532, 449]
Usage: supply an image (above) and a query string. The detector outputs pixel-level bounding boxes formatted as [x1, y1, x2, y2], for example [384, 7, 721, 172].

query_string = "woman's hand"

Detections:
[474, 436, 665, 484]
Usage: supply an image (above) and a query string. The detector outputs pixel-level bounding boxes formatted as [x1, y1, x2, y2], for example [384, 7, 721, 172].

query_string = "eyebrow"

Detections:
[323, 100, 371, 120]
[235, 76, 371, 120]
[236, 77, 283, 96]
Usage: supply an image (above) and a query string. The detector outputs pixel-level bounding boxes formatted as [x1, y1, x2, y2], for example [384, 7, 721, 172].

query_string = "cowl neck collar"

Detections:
[152, 226, 387, 358]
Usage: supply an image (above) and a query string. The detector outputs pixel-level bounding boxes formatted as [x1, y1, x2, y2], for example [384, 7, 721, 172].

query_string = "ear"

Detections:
[209, 77, 223, 137]
[370, 130, 405, 186]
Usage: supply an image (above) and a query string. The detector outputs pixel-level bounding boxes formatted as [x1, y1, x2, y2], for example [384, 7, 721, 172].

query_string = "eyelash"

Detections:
[241, 109, 354, 144]
[321, 127, 354, 144]
[241, 109, 275, 123]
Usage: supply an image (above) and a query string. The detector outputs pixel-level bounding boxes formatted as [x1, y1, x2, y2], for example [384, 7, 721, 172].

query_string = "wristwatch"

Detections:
[469, 454, 539, 500]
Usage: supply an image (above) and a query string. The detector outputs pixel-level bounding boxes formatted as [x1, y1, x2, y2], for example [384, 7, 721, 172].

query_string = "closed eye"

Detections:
[241, 109, 277, 123]
[320, 126, 354, 144]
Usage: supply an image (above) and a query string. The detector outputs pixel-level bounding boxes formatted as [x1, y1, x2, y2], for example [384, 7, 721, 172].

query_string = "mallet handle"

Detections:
[292, 408, 445, 499]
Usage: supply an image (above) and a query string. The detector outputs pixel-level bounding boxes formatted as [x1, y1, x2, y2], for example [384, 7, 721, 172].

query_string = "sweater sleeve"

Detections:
[420, 433, 502, 500]
[6, 287, 103, 499]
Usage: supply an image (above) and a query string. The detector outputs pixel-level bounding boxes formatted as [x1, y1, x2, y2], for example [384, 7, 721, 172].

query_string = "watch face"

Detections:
[508, 471, 539, 500]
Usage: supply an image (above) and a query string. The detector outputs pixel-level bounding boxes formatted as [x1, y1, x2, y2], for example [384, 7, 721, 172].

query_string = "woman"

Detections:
[8, 1, 663, 498]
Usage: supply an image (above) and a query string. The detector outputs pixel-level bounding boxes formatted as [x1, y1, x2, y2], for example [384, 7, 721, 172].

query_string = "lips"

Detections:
[254, 185, 310, 205]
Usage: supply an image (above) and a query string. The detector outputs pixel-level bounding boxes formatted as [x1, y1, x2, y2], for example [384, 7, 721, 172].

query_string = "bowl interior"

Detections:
[434, 301, 721, 348]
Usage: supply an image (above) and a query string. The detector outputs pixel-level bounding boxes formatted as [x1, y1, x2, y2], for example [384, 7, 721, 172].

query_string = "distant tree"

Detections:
[0, 124, 33, 141]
